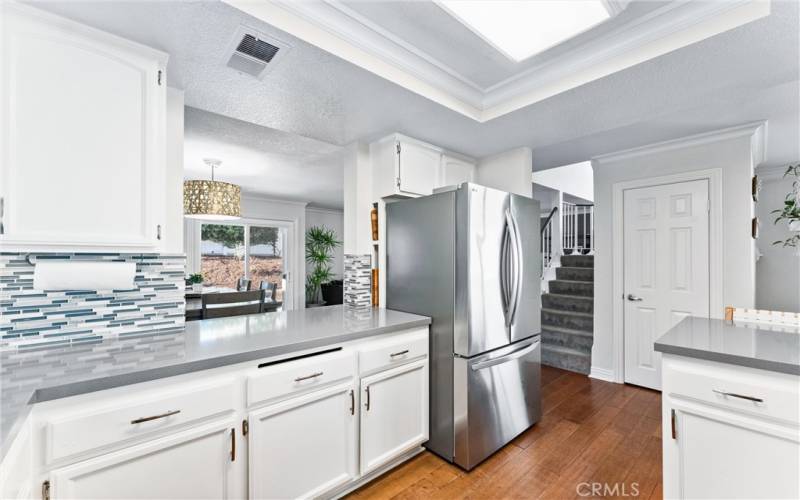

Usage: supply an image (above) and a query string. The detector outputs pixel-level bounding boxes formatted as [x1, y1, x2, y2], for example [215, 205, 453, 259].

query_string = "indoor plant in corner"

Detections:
[305, 226, 341, 307]
[772, 163, 800, 247]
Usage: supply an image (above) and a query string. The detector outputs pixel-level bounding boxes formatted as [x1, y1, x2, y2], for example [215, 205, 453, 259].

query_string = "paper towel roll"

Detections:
[33, 261, 137, 291]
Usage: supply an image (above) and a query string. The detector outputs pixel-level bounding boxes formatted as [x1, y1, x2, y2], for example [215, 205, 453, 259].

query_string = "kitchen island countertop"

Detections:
[654, 316, 800, 375]
[0, 305, 430, 461]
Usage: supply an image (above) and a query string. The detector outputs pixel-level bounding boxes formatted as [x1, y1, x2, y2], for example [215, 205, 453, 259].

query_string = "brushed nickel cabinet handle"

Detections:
[157, 224, 162, 240]
[365, 386, 371, 411]
[130, 409, 180, 424]
[230, 428, 236, 461]
[390, 349, 409, 358]
[349, 389, 355, 415]
[294, 371, 323, 382]
[712, 389, 764, 403]
[627, 294, 643, 302]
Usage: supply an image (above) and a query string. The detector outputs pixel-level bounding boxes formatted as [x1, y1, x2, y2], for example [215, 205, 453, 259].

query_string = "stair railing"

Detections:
[562, 202, 594, 255]
[540, 206, 558, 277]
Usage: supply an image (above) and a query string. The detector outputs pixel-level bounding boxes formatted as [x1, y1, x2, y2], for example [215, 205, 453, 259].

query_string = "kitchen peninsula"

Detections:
[0, 306, 430, 499]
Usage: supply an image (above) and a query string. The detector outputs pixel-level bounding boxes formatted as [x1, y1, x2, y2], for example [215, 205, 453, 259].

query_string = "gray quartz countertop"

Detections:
[654, 316, 800, 375]
[0, 305, 430, 461]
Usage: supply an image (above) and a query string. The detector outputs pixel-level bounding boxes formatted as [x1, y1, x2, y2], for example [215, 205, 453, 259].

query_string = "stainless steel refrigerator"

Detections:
[386, 183, 542, 470]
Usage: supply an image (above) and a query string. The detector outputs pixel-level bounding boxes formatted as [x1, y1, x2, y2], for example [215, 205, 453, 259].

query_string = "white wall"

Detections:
[165, 87, 184, 254]
[755, 166, 800, 312]
[591, 123, 763, 381]
[532, 161, 594, 202]
[476, 147, 533, 197]
[306, 207, 345, 279]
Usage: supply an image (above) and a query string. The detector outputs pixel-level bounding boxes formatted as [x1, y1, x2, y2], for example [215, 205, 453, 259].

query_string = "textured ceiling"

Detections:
[184, 107, 344, 209]
[35, 0, 799, 172]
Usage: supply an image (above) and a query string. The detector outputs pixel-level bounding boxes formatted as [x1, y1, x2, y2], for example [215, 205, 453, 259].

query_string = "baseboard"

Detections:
[589, 366, 617, 382]
[329, 445, 426, 499]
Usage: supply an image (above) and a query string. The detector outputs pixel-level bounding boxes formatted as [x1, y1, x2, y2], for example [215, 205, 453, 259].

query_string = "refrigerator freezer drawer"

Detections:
[453, 337, 542, 470]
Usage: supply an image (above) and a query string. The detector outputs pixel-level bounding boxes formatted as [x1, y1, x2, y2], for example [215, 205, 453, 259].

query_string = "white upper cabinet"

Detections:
[0, 4, 168, 252]
[372, 135, 442, 198]
[440, 154, 475, 188]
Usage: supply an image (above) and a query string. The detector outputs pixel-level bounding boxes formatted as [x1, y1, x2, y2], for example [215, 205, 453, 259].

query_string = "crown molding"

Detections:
[223, 0, 769, 123]
[305, 206, 344, 215]
[592, 121, 768, 165]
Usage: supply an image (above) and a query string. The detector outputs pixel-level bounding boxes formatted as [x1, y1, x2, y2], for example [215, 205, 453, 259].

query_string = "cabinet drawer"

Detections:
[46, 380, 237, 464]
[359, 329, 428, 375]
[663, 355, 800, 425]
[247, 349, 355, 407]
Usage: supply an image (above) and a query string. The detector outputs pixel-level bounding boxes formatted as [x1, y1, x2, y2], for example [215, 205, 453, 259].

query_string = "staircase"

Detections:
[541, 254, 594, 374]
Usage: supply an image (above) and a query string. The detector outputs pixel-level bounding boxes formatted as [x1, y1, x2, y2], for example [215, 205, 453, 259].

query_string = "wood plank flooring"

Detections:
[349, 366, 662, 499]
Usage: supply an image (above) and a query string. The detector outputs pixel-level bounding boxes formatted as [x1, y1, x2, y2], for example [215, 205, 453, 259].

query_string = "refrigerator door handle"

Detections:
[505, 210, 522, 326]
[500, 215, 512, 326]
[470, 339, 540, 371]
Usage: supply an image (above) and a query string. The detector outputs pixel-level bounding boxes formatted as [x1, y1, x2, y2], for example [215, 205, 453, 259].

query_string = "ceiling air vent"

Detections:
[225, 27, 290, 80]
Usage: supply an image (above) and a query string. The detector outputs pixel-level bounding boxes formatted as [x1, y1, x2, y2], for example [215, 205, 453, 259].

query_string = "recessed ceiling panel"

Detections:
[437, 0, 611, 62]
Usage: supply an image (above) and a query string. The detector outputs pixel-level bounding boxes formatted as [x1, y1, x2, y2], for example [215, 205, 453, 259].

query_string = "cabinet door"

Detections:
[440, 155, 475, 188]
[248, 382, 358, 499]
[49, 421, 235, 499]
[0, 5, 166, 250]
[360, 359, 429, 475]
[670, 405, 799, 499]
[398, 141, 440, 196]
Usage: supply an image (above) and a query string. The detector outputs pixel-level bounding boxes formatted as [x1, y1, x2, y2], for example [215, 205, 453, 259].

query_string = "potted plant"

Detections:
[321, 279, 344, 305]
[305, 226, 341, 307]
[772, 163, 800, 247]
[187, 273, 204, 292]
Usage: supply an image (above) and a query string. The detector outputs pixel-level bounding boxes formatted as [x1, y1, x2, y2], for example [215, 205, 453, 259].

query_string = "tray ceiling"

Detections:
[226, 0, 770, 122]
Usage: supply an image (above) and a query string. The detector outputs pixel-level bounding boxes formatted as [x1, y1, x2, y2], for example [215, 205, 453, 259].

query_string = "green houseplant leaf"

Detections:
[305, 226, 341, 304]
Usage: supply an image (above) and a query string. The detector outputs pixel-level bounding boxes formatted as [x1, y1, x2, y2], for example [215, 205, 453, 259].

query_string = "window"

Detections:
[200, 222, 288, 303]
[437, 0, 611, 61]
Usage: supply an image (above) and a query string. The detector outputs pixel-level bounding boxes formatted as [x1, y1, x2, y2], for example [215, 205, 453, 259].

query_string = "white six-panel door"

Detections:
[623, 179, 710, 389]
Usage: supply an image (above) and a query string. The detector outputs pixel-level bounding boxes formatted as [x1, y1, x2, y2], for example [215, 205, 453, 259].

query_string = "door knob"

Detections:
[627, 294, 643, 302]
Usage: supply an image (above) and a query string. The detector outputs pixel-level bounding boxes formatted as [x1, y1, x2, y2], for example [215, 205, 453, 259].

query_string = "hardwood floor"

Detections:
[349, 366, 662, 499]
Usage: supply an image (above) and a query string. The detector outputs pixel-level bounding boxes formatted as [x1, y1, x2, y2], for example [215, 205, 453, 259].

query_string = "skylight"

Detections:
[438, 0, 612, 62]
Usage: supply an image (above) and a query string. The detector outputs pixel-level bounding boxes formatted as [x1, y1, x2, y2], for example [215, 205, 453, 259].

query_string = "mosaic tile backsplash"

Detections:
[0, 253, 186, 349]
[344, 254, 372, 308]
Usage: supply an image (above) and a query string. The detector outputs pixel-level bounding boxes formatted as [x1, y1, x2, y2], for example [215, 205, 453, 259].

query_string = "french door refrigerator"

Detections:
[386, 183, 542, 470]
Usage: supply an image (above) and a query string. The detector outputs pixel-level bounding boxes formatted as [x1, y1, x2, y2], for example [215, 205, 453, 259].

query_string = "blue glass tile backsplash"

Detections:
[0, 253, 186, 349]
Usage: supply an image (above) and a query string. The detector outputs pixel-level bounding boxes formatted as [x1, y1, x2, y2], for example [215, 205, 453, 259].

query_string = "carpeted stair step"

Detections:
[541, 293, 593, 314]
[541, 325, 594, 353]
[541, 345, 591, 375]
[560, 254, 594, 268]
[555, 266, 593, 282]
[549, 279, 593, 297]
[542, 308, 593, 332]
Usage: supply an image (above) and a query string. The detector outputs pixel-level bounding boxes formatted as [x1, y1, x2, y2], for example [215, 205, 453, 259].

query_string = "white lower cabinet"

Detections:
[360, 359, 429, 475]
[4, 328, 429, 499]
[49, 420, 235, 499]
[248, 382, 358, 499]
[662, 354, 800, 499]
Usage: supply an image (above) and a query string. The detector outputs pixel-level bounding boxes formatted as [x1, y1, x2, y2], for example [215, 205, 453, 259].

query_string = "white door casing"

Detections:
[623, 179, 710, 389]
